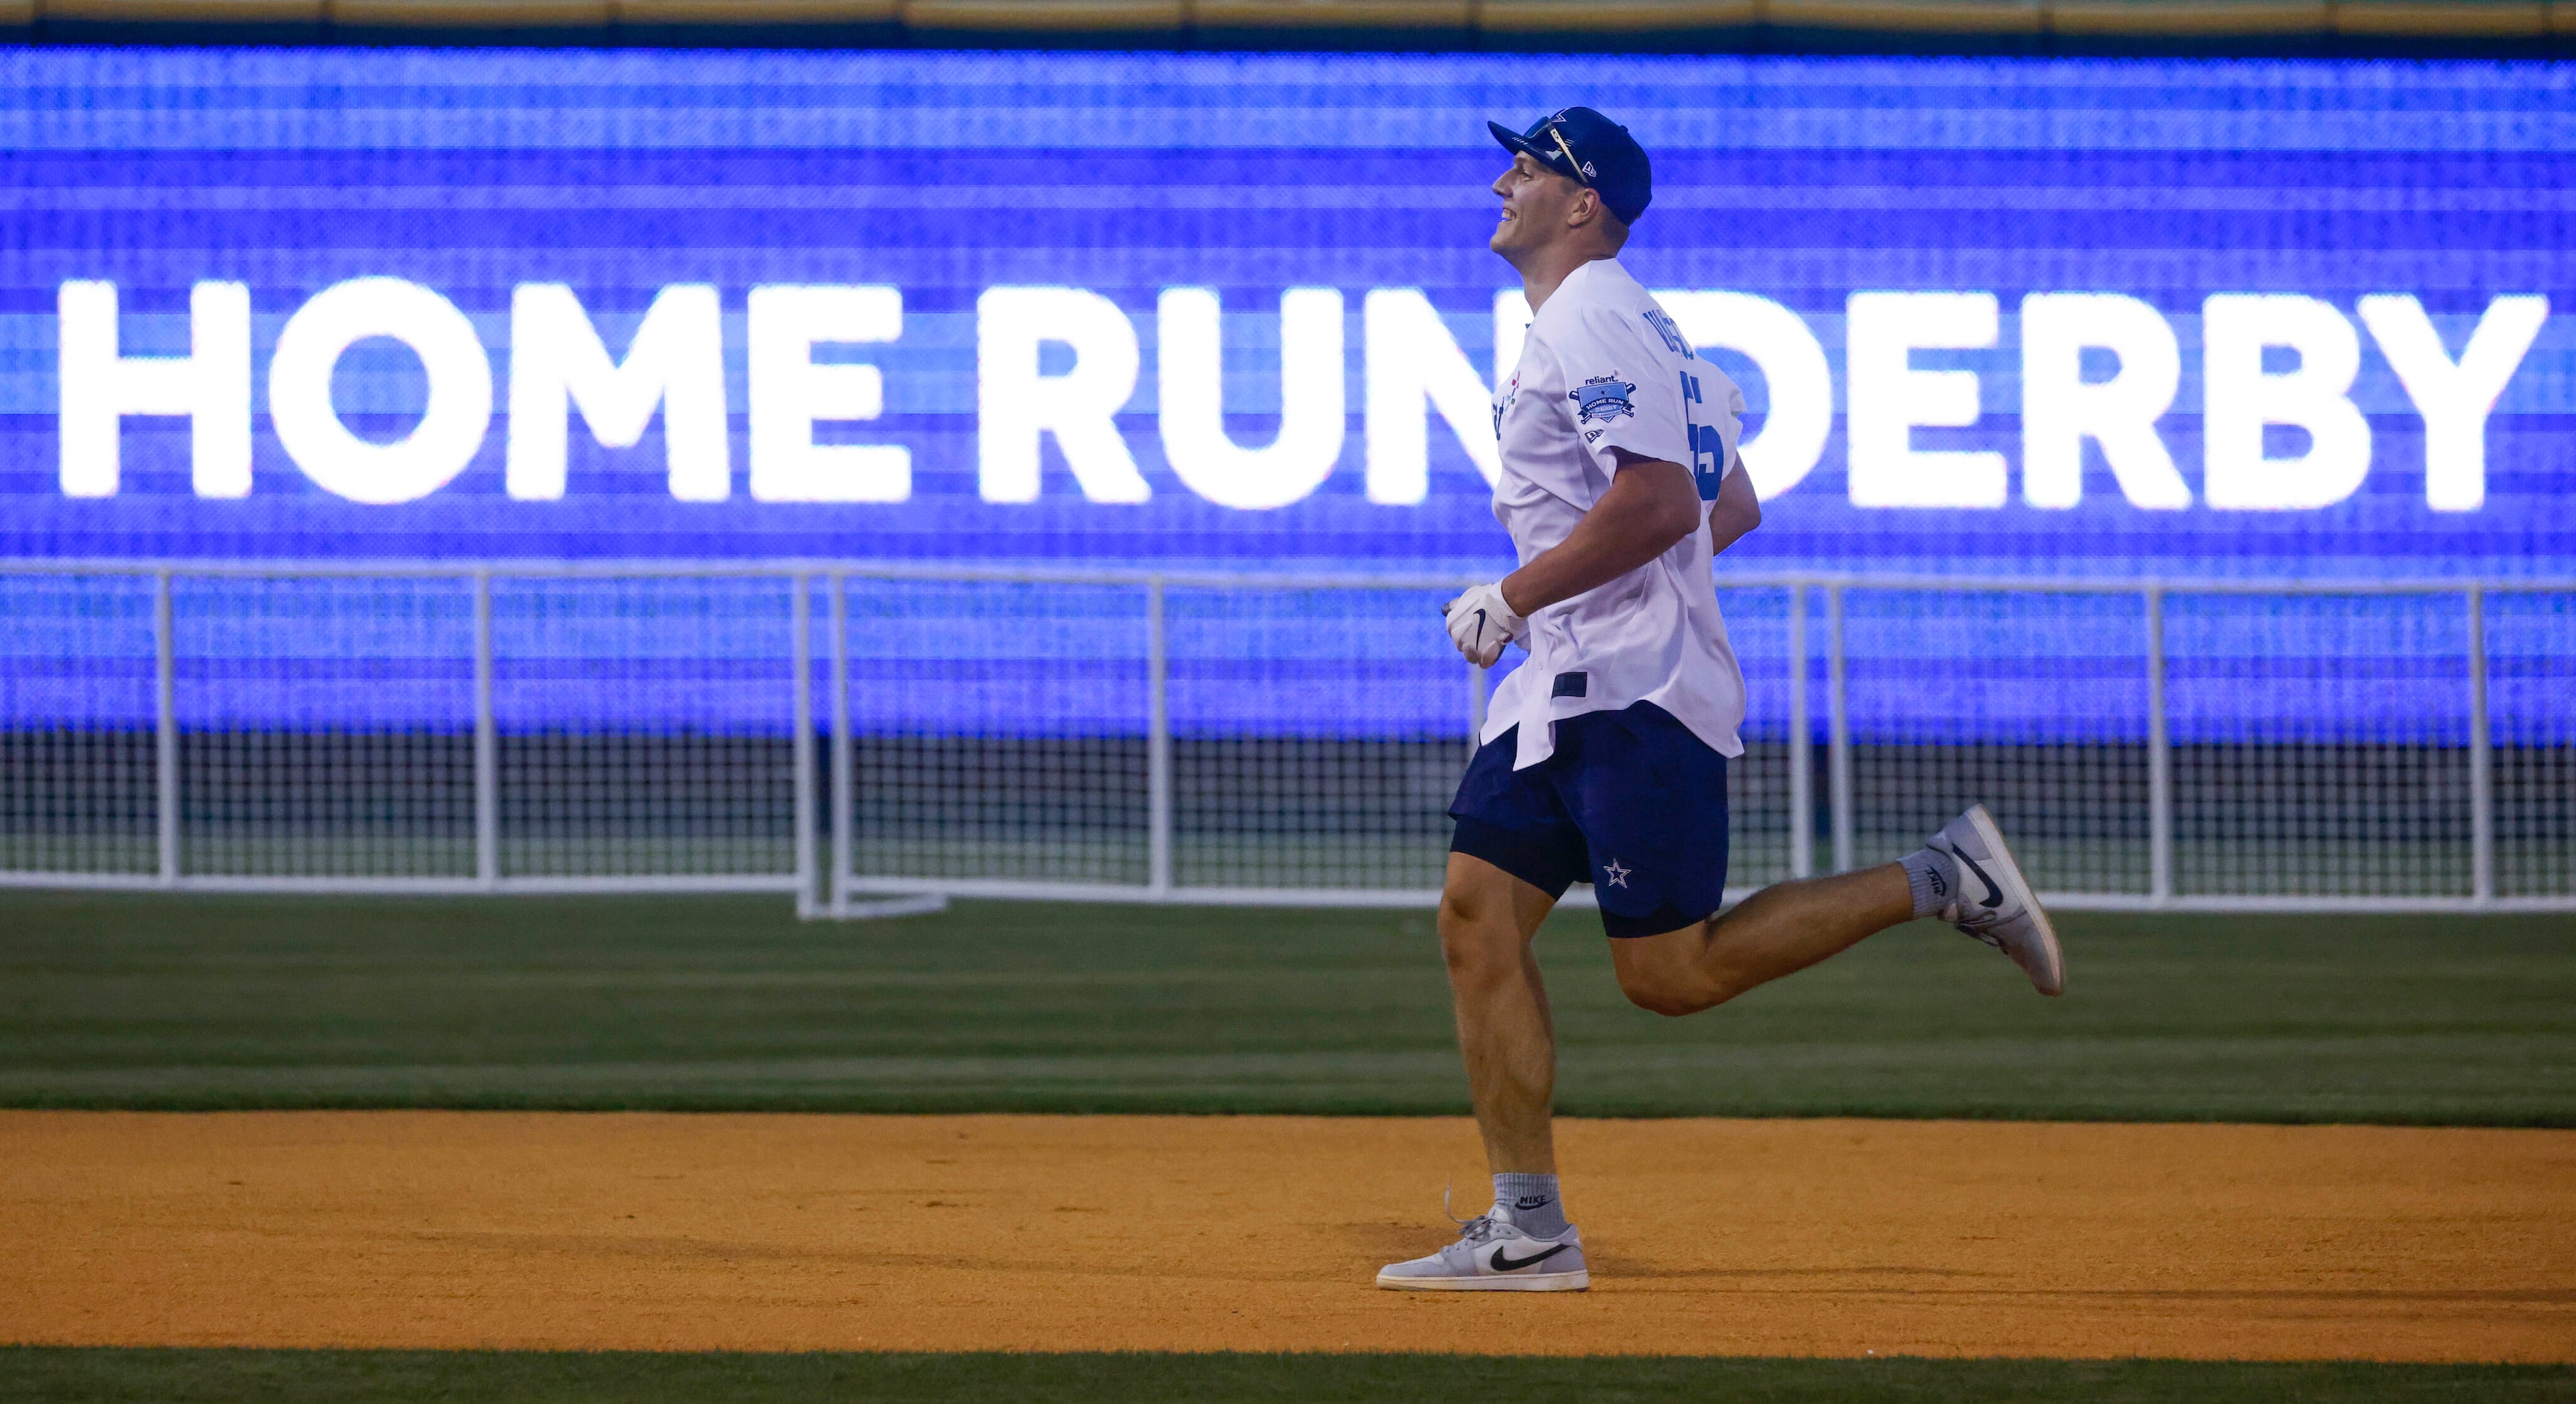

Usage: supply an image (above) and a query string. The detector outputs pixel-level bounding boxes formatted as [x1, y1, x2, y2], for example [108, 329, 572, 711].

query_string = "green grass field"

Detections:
[7, 893, 2572, 1403]
[2, 891, 2571, 1123]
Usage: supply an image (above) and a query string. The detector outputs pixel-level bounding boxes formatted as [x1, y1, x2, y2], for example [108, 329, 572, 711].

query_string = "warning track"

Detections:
[3, 1112, 2570, 1361]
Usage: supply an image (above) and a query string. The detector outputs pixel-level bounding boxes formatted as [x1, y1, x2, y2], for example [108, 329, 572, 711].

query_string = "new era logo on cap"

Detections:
[1487, 105, 1652, 225]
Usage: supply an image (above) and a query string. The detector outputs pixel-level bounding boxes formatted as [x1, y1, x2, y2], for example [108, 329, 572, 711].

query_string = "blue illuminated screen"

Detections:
[1, 51, 2569, 741]
[5, 49, 2570, 576]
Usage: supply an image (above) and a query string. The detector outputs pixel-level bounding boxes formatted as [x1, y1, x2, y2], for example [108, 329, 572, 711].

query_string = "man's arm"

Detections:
[1706, 461, 1761, 555]
[1498, 449, 1702, 616]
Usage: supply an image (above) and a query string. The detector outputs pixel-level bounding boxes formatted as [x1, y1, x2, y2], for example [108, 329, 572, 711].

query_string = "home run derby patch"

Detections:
[1570, 375, 1637, 424]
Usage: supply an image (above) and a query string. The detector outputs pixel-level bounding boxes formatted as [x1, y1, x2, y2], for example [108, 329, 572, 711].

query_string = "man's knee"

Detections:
[1615, 968, 1727, 1017]
[1436, 880, 1495, 936]
[1438, 897, 1522, 988]
[1611, 931, 1739, 1016]
[1437, 854, 1553, 982]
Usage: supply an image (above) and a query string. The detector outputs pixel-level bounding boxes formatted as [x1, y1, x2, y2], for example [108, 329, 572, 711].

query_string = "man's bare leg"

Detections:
[1380, 850, 1592, 1291]
[1608, 864, 1913, 1017]
[1436, 851, 1563, 1174]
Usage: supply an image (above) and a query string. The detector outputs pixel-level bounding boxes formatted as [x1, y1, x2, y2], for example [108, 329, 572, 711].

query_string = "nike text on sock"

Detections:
[1493, 1171, 1568, 1238]
[1900, 848, 1961, 920]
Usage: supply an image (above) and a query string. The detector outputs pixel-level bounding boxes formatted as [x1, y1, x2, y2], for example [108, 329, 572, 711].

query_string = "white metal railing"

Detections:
[1, 558, 2570, 915]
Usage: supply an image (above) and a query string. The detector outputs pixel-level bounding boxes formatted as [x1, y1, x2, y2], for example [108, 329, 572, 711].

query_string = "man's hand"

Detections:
[1443, 582, 1527, 667]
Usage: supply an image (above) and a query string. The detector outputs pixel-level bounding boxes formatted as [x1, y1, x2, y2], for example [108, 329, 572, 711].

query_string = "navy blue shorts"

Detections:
[1448, 701, 1731, 939]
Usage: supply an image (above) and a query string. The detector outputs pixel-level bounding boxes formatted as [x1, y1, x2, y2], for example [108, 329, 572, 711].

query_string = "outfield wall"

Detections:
[3, 50, 2570, 908]
[4, 562, 2569, 911]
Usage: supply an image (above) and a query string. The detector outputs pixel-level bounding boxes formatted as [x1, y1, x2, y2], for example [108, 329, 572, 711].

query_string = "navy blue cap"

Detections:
[1488, 106, 1651, 225]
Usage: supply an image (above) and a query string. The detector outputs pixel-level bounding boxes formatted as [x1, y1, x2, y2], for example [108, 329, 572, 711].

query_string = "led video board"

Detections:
[1, 49, 2566, 580]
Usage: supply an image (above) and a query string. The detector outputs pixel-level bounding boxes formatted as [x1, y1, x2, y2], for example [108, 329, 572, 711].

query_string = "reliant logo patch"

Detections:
[1569, 375, 1636, 425]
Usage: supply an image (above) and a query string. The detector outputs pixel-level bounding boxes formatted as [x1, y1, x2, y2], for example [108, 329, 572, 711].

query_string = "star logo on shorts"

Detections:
[1601, 858, 1631, 888]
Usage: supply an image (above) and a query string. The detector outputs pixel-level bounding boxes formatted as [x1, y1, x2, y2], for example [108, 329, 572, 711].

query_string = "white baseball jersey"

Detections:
[1484, 256, 1750, 771]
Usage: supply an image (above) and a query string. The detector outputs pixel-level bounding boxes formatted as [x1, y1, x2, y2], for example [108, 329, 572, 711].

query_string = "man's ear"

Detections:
[1566, 186, 1604, 230]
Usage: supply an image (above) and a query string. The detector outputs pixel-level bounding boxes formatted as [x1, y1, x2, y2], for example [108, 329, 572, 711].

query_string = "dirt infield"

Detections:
[3, 1112, 2572, 1362]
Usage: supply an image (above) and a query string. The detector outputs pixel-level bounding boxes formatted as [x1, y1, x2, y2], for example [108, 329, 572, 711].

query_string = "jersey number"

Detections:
[1679, 371, 1724, 501]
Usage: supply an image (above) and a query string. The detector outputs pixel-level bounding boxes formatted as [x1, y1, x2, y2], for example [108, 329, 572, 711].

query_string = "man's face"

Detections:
[1490, 151, 1584, 259]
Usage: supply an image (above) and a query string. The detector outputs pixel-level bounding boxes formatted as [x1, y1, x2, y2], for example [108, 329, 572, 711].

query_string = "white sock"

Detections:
[1899, 847, 1961, 919]
[1493, 1172, 1567, 1237]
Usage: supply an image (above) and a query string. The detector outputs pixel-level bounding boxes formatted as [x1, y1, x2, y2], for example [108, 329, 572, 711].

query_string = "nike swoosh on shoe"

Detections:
[1956, 851, 2005, 909]
[1490, 1243, 1573, 1272]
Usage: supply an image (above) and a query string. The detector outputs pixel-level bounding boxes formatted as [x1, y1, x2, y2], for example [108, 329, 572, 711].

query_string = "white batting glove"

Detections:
[1442, 582, 1527, 667]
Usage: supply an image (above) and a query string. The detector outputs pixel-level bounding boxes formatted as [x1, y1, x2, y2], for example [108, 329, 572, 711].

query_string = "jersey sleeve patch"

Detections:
[1569, 375, 1638, 425]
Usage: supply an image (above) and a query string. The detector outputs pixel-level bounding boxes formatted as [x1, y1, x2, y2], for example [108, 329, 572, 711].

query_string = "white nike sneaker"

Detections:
[1926, 804, 2065, 997]
[1377, 1205, 1588, 1292]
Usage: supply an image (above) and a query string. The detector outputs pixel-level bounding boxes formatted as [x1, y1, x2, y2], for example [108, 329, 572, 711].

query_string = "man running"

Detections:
[1377, 108, 2064, 1293]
